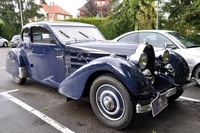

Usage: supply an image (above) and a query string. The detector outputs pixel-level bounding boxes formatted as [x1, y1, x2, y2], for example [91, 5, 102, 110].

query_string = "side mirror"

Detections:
[164, 43, 177, 49]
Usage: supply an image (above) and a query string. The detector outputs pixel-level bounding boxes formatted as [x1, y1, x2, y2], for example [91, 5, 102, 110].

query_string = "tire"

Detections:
[193, 65, 200, 86]
[194, 65, 200, 80]
[13, 75, 26, 85]
[90, 74, 134, 129]
[3, 42, 8, 47]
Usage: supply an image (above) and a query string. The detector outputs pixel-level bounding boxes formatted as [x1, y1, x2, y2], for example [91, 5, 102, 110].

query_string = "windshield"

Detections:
[12, 35, 20, 40]
[166, 32, 200, 48]
[52, 25, 105, 42]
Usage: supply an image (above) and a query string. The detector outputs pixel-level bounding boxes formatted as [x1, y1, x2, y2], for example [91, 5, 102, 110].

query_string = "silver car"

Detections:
[0, 36, 8, 47]
[10, 35, 21, 48]
[112, 30, 200, 81]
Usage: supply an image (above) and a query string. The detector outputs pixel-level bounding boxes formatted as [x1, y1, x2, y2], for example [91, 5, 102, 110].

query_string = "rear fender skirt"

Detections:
[6, 48, 28, 78]
[59, 56, 151, 100]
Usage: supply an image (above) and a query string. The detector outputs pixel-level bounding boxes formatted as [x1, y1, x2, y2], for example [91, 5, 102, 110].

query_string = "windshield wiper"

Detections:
[59, 30, 70, 38]
[79, 31, 96, 40]
[79, 31, 89, 38]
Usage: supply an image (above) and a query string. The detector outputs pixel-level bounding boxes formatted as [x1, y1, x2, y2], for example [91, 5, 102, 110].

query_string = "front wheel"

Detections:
[194, 66, 200, 80]
[193, 65, 200, 86]
[13, 75, 26, 85]
[90, 74, 134, 129]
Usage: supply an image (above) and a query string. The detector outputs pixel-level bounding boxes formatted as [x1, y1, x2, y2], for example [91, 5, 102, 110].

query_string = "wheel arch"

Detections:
[6, 48, 28, 78]
[58, 56, 150, 100]
[191, 63, 200, 79]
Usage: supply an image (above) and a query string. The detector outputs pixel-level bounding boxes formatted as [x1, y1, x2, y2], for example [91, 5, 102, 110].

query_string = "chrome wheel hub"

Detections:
[103, 96, 114, 110]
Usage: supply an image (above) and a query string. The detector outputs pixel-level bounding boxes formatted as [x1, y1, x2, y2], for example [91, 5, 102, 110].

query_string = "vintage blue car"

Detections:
[5, 21, 198, 129]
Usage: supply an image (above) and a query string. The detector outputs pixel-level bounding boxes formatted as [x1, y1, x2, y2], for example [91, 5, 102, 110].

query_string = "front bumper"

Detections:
[136, 79, 198, 116]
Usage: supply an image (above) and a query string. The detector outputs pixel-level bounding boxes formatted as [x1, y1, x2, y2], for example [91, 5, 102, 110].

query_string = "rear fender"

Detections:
[6, 48, 28, 78]
[59, 56, 151, 99]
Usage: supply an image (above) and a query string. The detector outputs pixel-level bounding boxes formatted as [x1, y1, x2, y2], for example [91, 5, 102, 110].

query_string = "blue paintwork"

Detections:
[6, 48, 27, 77]
[5, 21, 191, 101]
[168, 51, 189, 84]
[59, 56, 150, 99]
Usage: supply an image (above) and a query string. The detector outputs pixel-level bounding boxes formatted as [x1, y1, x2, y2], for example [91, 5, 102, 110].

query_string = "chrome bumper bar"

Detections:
[136, 79, 200, 114]
[136, 87, 176, 114]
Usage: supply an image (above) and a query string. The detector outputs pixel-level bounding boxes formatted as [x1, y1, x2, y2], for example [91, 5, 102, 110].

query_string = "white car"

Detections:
[112, 30, 200, 81]
[0, 36, 9, 47]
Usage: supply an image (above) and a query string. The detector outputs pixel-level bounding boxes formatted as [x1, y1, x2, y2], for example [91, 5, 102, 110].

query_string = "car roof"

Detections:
[23, 21, 96, 28]
[127, 30, 176, 34]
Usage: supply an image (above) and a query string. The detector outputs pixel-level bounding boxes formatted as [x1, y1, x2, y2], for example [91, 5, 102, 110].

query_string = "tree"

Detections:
[108, 0, 156, 38]
[161, 0, 200, 34]
[82, 0, 112, 17]
[0, 0, 20, 39]
[23, 0, 44, 23]
[0, 0, 45, 39]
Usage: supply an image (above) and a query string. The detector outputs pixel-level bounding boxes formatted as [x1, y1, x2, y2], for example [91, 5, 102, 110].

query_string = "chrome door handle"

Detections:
[56, 55, 64, 59]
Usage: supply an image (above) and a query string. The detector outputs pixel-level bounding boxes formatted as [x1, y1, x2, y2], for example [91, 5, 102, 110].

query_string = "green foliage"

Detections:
[108, 0, 156, 38]
[0, 23, 9, 39]
[161, 0, 200, 41]
[64, 17, 116, 40]
[0, 0, 43, 40]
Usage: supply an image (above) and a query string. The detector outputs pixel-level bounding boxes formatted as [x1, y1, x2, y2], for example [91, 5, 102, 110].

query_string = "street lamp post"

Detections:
[19, 0, 23, 28]
[156, 0, 159, 30]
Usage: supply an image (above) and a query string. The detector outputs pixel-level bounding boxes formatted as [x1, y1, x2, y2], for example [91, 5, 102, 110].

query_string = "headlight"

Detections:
[163, 50, 170, 63]
[139, 52, 148, 69]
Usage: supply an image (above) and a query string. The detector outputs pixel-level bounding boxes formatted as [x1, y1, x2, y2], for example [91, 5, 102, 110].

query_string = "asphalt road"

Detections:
[0, 47, 200, 133]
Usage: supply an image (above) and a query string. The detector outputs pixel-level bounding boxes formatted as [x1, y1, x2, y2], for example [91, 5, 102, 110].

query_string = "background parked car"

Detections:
[10, 35, 21, 48]
[0, 36, 9, 47]
[111, 30, 200, 82]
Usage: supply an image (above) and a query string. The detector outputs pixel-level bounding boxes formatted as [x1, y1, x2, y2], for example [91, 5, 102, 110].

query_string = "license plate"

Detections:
[151, 93, 168, 117]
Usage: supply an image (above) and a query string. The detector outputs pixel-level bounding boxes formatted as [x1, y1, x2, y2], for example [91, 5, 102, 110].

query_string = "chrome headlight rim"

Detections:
[139, 52, 148, 70]
[163, 50, 170, 63]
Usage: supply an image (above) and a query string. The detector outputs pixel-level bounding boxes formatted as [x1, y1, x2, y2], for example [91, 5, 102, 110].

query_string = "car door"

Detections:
[28, 26, 65, 87]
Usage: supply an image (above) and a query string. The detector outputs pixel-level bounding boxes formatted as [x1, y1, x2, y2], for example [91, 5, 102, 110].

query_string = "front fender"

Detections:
[59, 56, 151, 99]
[6, 48, 28, 78]
[169, 51, 189, 84]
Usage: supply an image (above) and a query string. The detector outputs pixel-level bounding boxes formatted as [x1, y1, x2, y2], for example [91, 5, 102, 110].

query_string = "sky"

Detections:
[37, 0, 87, 17]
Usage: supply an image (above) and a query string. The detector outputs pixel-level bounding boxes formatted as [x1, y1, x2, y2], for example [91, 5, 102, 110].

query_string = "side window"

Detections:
[118, 33, 137, 43]
[139, 33, 172, 48]
[22, 28, 30, 43]
[31, 27, 56, 44]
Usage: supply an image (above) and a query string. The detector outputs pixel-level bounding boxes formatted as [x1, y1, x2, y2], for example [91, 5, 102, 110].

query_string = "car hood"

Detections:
[180, 47, 200, 57]
[66, 41, 140, 57]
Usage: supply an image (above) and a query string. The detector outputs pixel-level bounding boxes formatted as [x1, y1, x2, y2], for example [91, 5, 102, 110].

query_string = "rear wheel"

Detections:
[3, 42, 8, 47]
[90, 74, 134, 129]
[13, 75, 26, 85]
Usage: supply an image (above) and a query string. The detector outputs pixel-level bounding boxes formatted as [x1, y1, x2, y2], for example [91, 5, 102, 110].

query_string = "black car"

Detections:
[5, 21, 198, 129]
